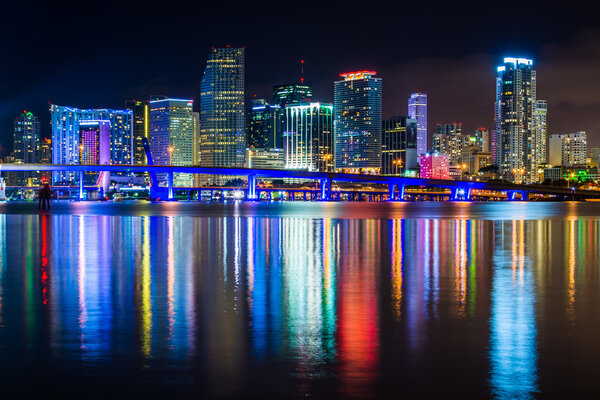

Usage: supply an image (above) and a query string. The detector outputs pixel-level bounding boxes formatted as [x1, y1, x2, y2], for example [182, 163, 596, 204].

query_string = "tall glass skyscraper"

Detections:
[495, 57, 538, 182]
[382, 116, 417, 175]
[13, 111, 40, 163]
[79, 120, 111, 184]
[149, 97, 195, 187]
[13, 111, 40, 185]
[535, 100, 548, 165]
[284, 102, 333, 172]
[408, 91, 428, 156]
[50, 104, 133, 183]
[334, 71, 382, 172]
[246, 99, 281, 149]
[200, 47, 245, 169]
[125, 100, 149, 164]
[273, 82, 313, 107]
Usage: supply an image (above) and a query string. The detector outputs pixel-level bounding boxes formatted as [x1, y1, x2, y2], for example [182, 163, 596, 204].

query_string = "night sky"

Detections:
[1, 1, 600, 156]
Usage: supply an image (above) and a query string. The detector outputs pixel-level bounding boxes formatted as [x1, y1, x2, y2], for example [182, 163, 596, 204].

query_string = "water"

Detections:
[1, 201, 600, 398]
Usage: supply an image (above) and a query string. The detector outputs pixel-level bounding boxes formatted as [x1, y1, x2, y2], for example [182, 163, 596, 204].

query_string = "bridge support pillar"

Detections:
[451, 187, 471, 201]
[388, 184, 397, 201]
[520, 191, 529, 201]
[247, 174, 257, 200]
[167, 171, 174, 201]
[398, 184, 405, 201]
[506, 191, 517, 201]
[320, 178, 331, 201]
[79, 171, 84, 200]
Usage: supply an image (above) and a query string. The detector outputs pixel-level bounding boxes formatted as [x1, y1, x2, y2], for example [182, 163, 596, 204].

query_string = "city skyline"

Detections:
[2, 3, 600, 155]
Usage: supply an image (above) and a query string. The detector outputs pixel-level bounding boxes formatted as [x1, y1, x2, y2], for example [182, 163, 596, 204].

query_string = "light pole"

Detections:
[393, 159, 403, 175]
[168, 146, 174, 166]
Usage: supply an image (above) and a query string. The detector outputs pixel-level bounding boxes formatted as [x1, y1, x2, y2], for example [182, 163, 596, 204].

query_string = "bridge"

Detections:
[1, 163, 599, 201]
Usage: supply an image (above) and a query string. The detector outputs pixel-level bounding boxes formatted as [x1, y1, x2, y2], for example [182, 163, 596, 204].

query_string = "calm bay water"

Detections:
[1, 201, 600, 398]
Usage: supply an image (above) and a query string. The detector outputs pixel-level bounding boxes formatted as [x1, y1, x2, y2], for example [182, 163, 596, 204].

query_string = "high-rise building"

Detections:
[494, 57, 539, 182]
[193, 111, 200, 165]
[50, 104, 133, 183]
[125, 100, 149, 164]
[39, 137, 52, 182]
[273, 82, 313, 107]
[433, 123, 468, 166]
[283, 102, 333, 172]
[246, 99, 281, 149]
[535, 100, 548, 165]
[12, 111, 40, 185]
[549, 131, 587, 167]
[382, 116, 417, 175]
[474, 127, 490, 152]
[13, 111, 40, 164]
[334, 71, 382, 172]
[149, 97, 195, 187]
[590, 148, 600, 166]
[199, 47, 245, 169]
[419, 153, 449, 179]
[79, 120, 111, 184]
[408, 91, 428, 155]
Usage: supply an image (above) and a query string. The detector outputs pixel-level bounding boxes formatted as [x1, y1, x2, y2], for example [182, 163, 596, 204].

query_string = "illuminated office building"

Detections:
[284, 102, 333, 172]
[419, 153, 449, 179]
[408, 91, 428, 155]
[433, 123, 468, 166]
[50, 104, 133, 183]
[382, 116, 417, 175]
[12, 111, 40, 185]
[534, 100, 548, 165]
[125, 100, 149, 164]
[39, 137, 52, 182]
[334, 71, 382, 172]
[494, 57, 539, 182]
[149, 97, 195, 186]
[273, 82, 313, 107]
[79, 120, 110, 184]
[549, 131, 587, 167]
[474, 127, 490, 152]
[246, 147, 284, 170]
[246, 99, 281, 149]
[200, 47, 245, 169]
[13, 111, 40, 164]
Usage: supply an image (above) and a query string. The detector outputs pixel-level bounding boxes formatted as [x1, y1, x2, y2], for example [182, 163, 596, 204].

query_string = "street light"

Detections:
[393, 158, 403, 175]
[168, 146, 174, 166]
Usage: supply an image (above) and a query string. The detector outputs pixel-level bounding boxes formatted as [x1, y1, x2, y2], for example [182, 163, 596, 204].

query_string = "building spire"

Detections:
[300, 59, 304, 83]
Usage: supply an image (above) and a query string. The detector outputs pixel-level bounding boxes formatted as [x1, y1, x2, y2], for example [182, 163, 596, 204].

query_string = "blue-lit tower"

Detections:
[408, 91, 428, 156]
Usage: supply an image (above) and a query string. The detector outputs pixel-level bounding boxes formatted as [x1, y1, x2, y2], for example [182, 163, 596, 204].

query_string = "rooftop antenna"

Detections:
[300, 59, 305, 83]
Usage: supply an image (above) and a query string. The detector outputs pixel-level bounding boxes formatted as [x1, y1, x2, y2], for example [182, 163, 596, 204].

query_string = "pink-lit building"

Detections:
[419, 153, 450, 179]
[79, 120, 110, 165]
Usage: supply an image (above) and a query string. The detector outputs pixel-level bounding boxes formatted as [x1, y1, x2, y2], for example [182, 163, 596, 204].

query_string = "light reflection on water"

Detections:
[0, 203, 600, 397]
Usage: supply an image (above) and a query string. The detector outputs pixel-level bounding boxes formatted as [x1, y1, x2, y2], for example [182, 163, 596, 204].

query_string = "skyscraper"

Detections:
[79, 120, 111, 184]
[273, 82, 313, 107]
[13, 111, 40, 164]
[283, 102, 333, 172]
[535, 100, 548, 165]
[50, 104, 133, 183]
[149, 97, 195, 187]
[494, 57, 538, 182]
[12, 111, 40, 185]
[382, 116, 417, 175]
[549, 131, 587, 167]
[200, 47, 245, 169]
[408, 91, 428, 155]
[474, 127, 490, 152]
[334, 71, 382, 172]
[125, 100, 149, 164]
[246, 99, 281, 149]
[433, 123, 468, 166]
